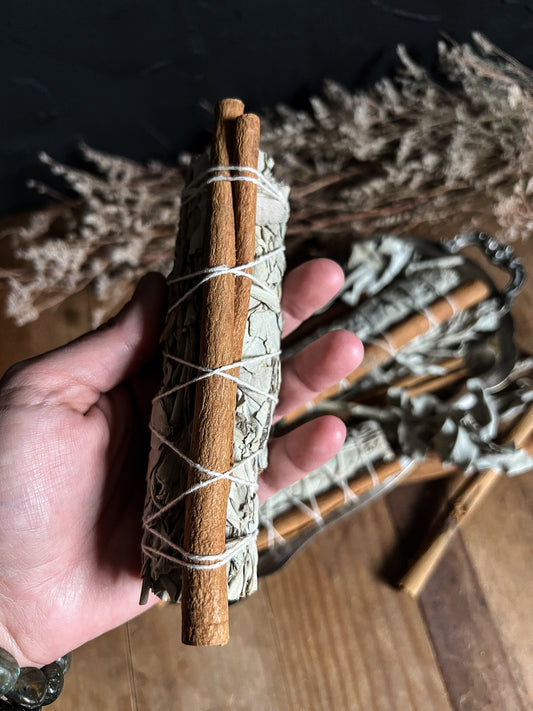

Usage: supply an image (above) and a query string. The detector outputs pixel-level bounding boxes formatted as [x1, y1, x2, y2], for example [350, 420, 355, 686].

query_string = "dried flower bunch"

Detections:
[0, 147, 187, 326]
[2, 33, 533, 325]
[270, 33, 533, 261]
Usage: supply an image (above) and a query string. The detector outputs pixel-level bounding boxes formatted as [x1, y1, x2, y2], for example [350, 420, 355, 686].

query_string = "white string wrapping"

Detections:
[258, 423, 402, 545]
[142, 251, 282, 570]
[141, 156, 288, 600]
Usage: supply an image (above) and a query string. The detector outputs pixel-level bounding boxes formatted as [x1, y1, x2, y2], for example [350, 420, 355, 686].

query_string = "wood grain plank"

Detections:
[388, 476, 532, 711]
[264, 500, 452, 711]
[53, 625, 134, 711]
[420, 534, 530, 711]
[127, 586, 290, 711]
[460, 475, 533, 702]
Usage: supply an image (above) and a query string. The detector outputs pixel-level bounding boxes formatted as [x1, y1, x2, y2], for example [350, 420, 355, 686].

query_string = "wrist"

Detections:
[0, 618, 72, 707]
[0, 612, 41, 669]
[0, 624, 30, 669]
[0, 640, 71, 709]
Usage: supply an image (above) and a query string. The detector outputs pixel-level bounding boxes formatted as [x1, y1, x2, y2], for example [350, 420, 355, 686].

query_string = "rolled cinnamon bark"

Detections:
[232, 113, 261, 353]
[281, 279, 491, 424]
[256, 454, 457, 552]
[181, 99, 246, 646]
[399, 404, 533, 597]
[257, 434, 533, 554]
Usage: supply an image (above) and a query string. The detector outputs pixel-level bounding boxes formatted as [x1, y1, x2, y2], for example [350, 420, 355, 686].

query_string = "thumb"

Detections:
[18, 273, 167, 410]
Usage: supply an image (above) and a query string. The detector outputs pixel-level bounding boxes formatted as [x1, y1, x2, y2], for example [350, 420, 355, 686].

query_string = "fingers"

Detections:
[2, 258, 342, 413]
[281, 259, 344, 337]
[258, 259, 358, 502]
[258, 416, 346, 504]
[275, 329, 363, 422]
[5, 273, 167, 412]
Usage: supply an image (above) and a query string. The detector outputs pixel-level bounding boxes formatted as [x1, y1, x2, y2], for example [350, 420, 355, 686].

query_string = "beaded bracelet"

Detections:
[0, 648, 71, 709]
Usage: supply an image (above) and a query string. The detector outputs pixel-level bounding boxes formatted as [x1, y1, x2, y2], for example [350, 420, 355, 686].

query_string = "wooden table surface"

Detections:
[1, 233, 532, 711]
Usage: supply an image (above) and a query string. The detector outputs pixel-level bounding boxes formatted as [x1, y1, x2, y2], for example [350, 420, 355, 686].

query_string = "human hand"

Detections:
[0, 259, 362, 667]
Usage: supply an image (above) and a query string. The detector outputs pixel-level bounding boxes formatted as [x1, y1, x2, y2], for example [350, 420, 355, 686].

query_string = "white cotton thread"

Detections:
[337, 474, 359, 505]
[168, 248, 283, 286]
[323, 460, 358, 505]
[350, 428, 381, 487]
[143, 171, 286, 573]
[260, 425, 395, 548]
[166, 248, 285, 314]
[367, 331, 397, 357]
[181, 164, 290, 219]
[147, 423, 261, 511]
[285, 491, 324, 526]
[444, 292, 458, 316]
[422, 306, 440, 329]
[308, 492, 323, 520]
[153, 351, 281, 404]
[366, 459, 380, 487]
[258, 514, 287, 549]
[142, 531, 258, 571]
[146, 430, 262, 512]
[145, 417, 265, 568]
[338, 377, 351, 391]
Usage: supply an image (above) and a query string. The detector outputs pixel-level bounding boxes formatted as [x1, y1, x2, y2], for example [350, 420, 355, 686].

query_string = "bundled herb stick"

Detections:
[140, 99, 289, 646]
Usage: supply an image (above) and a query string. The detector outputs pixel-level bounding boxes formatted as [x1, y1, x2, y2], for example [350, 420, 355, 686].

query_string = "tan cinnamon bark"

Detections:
[181, 99, 246, 646]
[232, 114, 261, 353]
[400, 403, 533, 597]
[257, 431, 533, 554]
[281, 279, 491, 424]
[404, 365, 470, 398]
[352, 356, 466, 405]
[256, 454, 457, 552]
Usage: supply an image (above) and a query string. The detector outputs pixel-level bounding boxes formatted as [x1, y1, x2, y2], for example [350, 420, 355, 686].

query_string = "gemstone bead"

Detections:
[5, 666, 47, 708]
[40, 662, 64, 705]
[0, 699, 32, 710]
[0, 648, 20, 695]
[55, 653, 71, 674]
[0, 702, 41, 710]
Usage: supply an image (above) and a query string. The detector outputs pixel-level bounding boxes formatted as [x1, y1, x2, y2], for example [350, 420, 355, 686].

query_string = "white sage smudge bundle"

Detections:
[257, 236, 533, 562]
[140, 116, 289, 644]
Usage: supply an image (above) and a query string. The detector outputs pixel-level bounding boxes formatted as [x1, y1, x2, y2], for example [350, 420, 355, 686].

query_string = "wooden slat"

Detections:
[127, 587, 290, 711]
[460, 475, 533, 702]
[53, 625, 134, 711]
[264, 500, 452, 711]
[420, 534, 530, 711]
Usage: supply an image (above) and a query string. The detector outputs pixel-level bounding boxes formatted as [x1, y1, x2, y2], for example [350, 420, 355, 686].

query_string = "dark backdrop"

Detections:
[2, 0, 533, 215]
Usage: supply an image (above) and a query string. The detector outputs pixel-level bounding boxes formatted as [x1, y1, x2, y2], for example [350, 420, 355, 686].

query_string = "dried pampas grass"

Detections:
[1, 33, 533, 325]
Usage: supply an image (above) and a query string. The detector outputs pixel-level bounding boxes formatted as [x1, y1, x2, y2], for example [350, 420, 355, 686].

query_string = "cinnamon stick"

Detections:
[388, 357, 464, 392]
[404, 365, 470, 398]
[256, 454, 457, 552]
[181, 98, 245, 646]
[232, 114, 261, 355]
[399, 403, 533, 597]
[257, 433, 533, 554]
[281, 279, 491, 424]
[353, 356, 466, 405]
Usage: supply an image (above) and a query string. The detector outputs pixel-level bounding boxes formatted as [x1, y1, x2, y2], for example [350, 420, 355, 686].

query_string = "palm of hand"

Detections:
[0, 380, 150, 665]
[0, 263, 362, 666]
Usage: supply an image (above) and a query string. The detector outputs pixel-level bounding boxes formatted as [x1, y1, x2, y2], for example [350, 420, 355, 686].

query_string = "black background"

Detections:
[2, 0, 533, 215]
